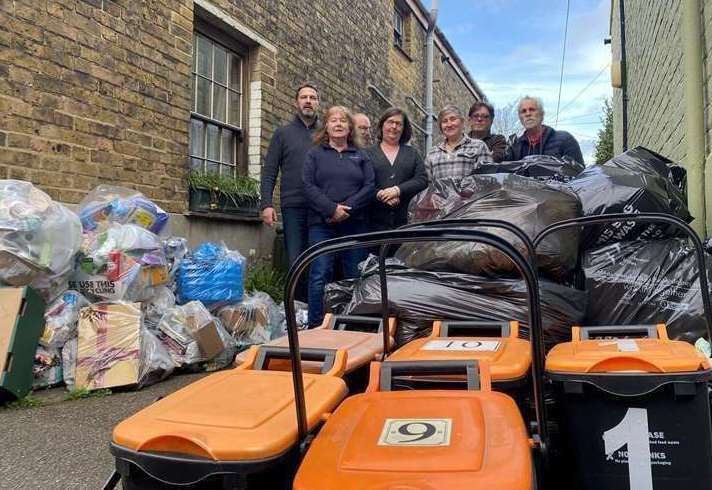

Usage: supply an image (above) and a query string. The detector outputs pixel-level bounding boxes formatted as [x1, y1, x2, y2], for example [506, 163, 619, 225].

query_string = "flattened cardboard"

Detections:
[0, 287, 46, 401]
[75, 302, 141, 390]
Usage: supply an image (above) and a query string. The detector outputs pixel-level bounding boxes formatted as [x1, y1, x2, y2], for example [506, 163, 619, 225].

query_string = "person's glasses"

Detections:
[385, 120, 403, 127]
[470, 113, 491, 120]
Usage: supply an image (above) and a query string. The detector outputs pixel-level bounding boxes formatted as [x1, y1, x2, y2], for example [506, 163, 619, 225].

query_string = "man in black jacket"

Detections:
[506, 96, 584, 164]
[260, 83, 319, 270]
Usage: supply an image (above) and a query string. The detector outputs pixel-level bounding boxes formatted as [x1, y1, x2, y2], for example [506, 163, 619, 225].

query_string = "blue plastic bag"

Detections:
[177, 242, 245, 305]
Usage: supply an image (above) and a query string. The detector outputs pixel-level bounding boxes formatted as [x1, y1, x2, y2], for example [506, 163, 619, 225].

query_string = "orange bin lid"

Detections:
[388, 320, 531, 381]
[546, 324, 712, 374]
[112, 368, 347, 461]
[234, 314, 396, 373]
[293, 389, 532, 489]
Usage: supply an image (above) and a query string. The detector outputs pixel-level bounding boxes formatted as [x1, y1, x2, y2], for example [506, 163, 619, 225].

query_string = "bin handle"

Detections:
[242, 345, 347, 377]
[373, 359, 491, 392]
[574, 324, 668, 341]
[434, 320, 517, 339]
[588, 357, 664, 373]
[327, 314, 384, 333]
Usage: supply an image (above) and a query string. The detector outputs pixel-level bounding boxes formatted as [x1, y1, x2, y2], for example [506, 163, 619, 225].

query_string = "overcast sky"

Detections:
[431, 0, 613, 163]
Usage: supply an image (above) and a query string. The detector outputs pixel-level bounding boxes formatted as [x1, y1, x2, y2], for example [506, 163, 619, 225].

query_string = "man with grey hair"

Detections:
[352, 113, 373, 147]
[506, 96, 583, 164]
[425, 104, 493, 182]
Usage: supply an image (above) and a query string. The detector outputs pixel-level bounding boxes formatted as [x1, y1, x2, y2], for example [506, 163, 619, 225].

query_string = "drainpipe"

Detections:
[618, 0, 628, 151]
[425, 0, 438, 154]
[681, 0, 706, 235]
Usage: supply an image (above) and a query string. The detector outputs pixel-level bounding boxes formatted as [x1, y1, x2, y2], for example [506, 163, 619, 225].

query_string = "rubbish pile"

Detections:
[327, 148, 706, 349]
[0, 182, 285, 403]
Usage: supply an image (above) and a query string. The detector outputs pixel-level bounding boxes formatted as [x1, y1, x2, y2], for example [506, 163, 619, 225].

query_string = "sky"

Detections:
[430, 0, 613, 163]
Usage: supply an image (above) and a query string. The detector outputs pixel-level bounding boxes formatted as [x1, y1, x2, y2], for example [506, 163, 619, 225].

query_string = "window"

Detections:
[190, 32, 244, 176]
[393, 7, 404, 49]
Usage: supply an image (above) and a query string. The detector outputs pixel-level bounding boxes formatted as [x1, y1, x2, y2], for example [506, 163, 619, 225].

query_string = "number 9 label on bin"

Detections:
[378, 419, 452, 446]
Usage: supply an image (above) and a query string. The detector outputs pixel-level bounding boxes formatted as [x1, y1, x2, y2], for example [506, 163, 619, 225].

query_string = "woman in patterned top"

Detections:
[425, 105, 493, 183]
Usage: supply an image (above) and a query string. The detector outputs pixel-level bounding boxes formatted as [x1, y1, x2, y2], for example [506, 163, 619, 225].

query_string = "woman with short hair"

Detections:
[302, 105, 375, 327]
[425, 105, 493, 182]
[366, 107, 428, 232]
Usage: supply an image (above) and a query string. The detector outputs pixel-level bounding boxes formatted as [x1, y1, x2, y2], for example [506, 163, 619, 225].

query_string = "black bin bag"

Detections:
[398, 174, 581, 282]
[584, 238, 709, 343]
[473, 154, 584, 183]
[568, 146, 691, 249]
[326, 259, 586, 348]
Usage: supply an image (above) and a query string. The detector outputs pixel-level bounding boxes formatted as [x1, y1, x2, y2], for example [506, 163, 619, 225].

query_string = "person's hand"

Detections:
[386, 197, 400, 207]
[377, 186, 400, 202]
[261, 207, 277, 226]
[330, 204, 351, 223]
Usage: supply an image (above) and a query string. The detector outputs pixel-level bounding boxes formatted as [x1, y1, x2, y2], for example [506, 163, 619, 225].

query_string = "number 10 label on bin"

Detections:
[422, 340, 501, 351]
[378, 419, 452, 446]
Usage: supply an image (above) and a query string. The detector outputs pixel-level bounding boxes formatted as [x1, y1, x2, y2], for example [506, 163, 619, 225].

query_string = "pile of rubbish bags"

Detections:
[326, 147, 708, 348]
[0, 181, 289, 400]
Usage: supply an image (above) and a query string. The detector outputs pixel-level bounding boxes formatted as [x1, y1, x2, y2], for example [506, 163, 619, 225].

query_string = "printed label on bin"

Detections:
[422, 340, 501, 351]
[378, 419, 452, 446]
[616, 339, 639, 352]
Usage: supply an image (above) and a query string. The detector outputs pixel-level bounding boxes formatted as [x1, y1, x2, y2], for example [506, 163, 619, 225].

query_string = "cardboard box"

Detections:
[75, 302, 141, 390]
[186, 316, 223, 360]
[0, 287, 46, 402]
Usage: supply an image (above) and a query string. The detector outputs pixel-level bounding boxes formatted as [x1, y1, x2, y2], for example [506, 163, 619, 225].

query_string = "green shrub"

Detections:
[245, 260, 286, 304]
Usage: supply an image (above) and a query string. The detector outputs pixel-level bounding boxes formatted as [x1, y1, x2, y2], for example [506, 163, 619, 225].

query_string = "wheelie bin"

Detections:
[535, 213, 712, 490]
[107, 345, 348, 489]
[282, 227, 549, 489]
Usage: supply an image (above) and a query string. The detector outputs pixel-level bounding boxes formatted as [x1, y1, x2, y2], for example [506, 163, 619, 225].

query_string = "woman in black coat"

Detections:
[366, 107, 428, 232]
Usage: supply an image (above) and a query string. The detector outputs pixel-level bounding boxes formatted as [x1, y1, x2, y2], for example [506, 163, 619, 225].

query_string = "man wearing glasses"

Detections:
[468, 101, 507, 163]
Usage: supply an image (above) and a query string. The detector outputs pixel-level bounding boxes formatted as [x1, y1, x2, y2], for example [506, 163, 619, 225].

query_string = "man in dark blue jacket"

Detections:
[506, 96, 584, 164]
[260, 83, 320, 268]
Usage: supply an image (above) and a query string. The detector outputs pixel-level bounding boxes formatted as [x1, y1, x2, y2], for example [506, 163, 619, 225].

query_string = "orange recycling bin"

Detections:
[235, 313, 396, 391]
[387, 320, 531, 395]
[546, 324, 712, 490]
[110, 345, 348, 489]
[293, 359, 534, 490]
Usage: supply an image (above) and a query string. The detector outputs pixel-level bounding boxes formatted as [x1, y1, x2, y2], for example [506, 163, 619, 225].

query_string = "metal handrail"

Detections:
[533, 212, 712, 342]
[284, 227, 549, 460]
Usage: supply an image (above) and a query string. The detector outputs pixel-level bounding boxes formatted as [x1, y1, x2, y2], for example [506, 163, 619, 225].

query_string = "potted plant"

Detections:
[188, 171, 260, 215]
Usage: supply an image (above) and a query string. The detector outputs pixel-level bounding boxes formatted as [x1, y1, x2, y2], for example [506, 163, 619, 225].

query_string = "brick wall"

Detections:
[611, 0, 685, 161]
[0, 0, 193, 212]
[0, 0, 480, 216]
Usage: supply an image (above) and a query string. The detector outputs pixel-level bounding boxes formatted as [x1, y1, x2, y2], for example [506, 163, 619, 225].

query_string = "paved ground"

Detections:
[1, 372, 208, 489]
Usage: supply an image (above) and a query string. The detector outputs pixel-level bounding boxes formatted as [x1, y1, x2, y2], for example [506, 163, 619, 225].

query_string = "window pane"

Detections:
[196, 35, 212, 76]
[205, 160, 219, 174]
[190, 157, 204, 172]
[213, 84, 227, 123]
[214, 45, 227, 85]
[229, 90, 241, 126]
[221, 128, 234, 163]
[189, 119, 205, 157]
[206, 123, 220, 162]
[196, 77, 211, 116]
[229, 54, 242, 91]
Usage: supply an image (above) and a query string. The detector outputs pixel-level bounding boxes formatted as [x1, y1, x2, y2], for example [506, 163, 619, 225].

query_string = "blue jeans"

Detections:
[281, 206, 309, 302]
[307, 219, 368, 327]
[281, 206, 309, 266]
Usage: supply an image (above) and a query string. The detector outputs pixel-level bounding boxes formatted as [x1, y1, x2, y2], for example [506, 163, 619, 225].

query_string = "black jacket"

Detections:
[260, 116, 317, 209]
[506, 125, 583, 164]
[366, 144, 428, 230]
[302, 144, 375, 226]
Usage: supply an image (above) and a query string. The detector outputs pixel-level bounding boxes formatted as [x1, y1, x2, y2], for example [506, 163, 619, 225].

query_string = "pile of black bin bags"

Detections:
[325, 147, 705, 347]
